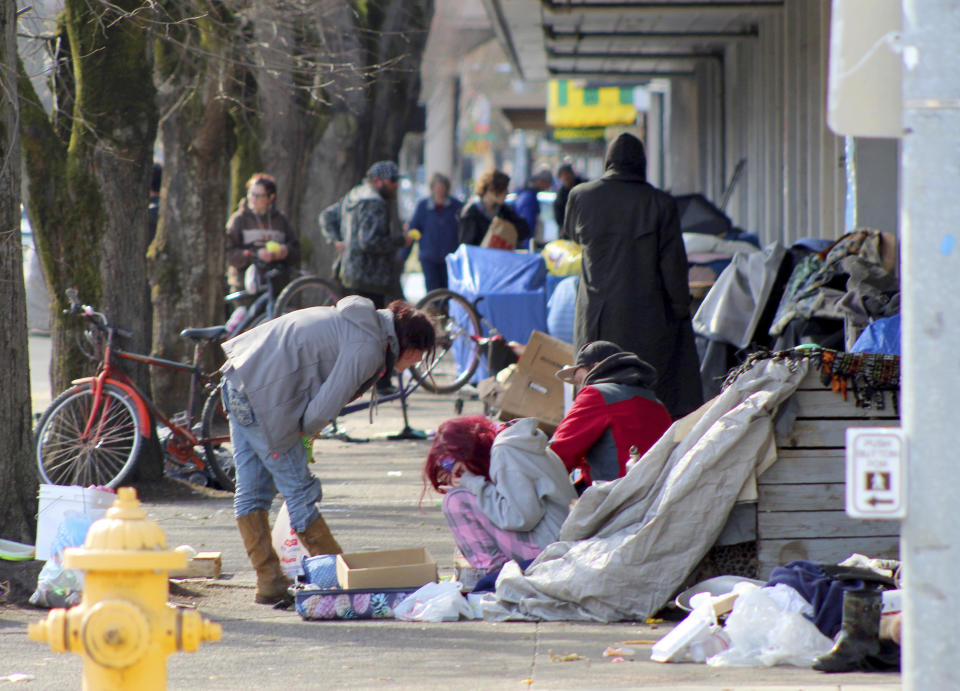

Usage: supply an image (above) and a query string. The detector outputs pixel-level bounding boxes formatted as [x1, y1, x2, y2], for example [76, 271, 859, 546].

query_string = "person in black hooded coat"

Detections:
[562, 133, 703, 419]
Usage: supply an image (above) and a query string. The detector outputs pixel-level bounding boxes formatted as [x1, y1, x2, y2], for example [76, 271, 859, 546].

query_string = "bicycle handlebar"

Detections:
[63, 290, 133, 339]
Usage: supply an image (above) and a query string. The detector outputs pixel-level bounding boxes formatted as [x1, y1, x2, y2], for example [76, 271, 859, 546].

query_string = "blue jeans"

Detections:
[223, 379, 322, 533]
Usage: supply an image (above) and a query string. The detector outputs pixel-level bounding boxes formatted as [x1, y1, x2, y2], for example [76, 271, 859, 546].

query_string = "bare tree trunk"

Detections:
[20, 0, 162, 480]
[293, 0, 434, 279]
[0, 0, 39, 542]
[148, 26, 233, 413]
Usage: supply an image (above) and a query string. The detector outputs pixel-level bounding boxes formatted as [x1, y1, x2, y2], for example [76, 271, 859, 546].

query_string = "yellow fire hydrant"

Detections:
[29, 487, 221, 690]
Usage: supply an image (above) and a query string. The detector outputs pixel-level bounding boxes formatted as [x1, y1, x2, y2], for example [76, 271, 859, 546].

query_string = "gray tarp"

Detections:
[484, 356, 810, 622]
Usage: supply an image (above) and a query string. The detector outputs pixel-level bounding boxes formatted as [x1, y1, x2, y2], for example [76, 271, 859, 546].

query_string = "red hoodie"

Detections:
[549, 353, 672, 486]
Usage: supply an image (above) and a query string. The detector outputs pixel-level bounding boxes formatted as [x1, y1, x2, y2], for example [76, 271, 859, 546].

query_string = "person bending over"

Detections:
[423, 416, 576, 574]
[550, 341, 673, 494]
[221, 296, 435, 604]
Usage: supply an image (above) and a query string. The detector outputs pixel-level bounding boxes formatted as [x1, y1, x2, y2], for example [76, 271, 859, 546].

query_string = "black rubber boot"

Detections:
[813, 588, 882, 673]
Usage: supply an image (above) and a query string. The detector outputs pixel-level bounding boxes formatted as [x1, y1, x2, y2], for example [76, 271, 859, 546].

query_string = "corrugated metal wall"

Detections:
[713, 0, 846, 245]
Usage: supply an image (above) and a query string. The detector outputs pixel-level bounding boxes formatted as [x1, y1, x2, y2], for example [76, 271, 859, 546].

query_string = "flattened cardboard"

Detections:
[336, 547, 438, 590]
[498, 331, 574, 432]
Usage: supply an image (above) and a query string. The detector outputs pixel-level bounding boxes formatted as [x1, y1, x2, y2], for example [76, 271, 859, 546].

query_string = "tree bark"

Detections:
[148, 11, 234, 413]
[20, 0, 162, 480]
[253, 0, 435, 279]
[0, 0, 39, 542]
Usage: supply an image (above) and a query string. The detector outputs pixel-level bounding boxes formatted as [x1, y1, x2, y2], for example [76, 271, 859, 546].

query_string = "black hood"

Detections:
[603, 133, 647, 181]
[584, 352, 657, 388]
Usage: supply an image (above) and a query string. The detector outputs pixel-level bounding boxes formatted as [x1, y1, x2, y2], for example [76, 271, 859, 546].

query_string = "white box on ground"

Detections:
[845, 427, 906, 519]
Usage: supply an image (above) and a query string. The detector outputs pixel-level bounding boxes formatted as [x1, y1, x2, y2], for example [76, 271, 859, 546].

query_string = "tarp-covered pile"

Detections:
[483, 355, 810, 622]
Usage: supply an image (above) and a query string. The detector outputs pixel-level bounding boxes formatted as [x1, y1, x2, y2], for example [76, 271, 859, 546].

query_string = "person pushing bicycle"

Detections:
[226, 172, 300, 294]
[219, 295, 435, 605]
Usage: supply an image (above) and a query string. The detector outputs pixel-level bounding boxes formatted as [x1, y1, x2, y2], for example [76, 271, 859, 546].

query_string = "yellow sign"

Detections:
[547, 80, 638, 128]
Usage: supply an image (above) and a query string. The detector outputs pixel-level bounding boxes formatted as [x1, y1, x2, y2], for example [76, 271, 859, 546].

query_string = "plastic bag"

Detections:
[29, 512, 95, 608]
[271, 502, 309, 579]
[541, 240, 582, 276]
[394, 581, 477, 622]
[707, 583, 834, 668]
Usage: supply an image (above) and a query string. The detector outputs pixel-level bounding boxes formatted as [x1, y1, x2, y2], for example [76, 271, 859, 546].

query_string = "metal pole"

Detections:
[900, 1, 960, 687]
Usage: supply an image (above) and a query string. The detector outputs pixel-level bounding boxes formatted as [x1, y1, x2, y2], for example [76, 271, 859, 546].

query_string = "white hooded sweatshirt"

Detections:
[459, 418, 577, 549]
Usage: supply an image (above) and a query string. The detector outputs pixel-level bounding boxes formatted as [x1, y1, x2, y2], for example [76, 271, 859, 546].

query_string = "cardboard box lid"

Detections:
[336, 547, 438, 590]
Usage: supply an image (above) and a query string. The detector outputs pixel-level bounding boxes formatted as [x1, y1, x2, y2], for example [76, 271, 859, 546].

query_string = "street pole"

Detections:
[899, 1, 960, 687]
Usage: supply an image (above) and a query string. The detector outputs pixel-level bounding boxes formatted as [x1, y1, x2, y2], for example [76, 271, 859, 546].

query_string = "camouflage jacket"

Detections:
[320, 182, 404, 294]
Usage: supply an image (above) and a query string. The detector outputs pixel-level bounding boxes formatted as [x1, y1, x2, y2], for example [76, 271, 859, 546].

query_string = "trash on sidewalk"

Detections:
[336, 547, 437, 590]
[548, 650, 586, 662]
[0, 539, 35, 561]
[29, 512, 98, 608]
[294, 547, 439, 621]
[651, 590, 731, 663]
[271, 502, 309, 579]
[706, 582, 833, 668]
[168, 548, 222, 579]
[35, 484, 115, 561]
[394, 580, 477, 622]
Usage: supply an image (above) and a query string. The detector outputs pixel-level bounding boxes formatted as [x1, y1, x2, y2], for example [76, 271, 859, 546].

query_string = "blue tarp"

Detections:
[446, 245, 548, 380]
[850, 314, 900, 355]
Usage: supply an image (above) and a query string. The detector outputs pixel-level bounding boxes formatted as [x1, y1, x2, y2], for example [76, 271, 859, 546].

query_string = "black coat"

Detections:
[458, 198, 531, 248]
[563, 133, 703, 418]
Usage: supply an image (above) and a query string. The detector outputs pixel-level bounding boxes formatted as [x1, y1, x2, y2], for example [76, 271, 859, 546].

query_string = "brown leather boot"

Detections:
[297, 514, 343, 556]
[236, 510, 293, 604]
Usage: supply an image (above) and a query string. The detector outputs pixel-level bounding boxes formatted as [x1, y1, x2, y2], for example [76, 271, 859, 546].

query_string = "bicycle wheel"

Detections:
[35, 383, 143, 488]
[200, 388, 236, 492]
[274, 276, 342, 316]
[412, 289, 483, 394]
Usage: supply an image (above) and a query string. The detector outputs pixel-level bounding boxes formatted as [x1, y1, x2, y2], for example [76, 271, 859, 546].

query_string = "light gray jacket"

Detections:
[459, 418, 577, 549]
[221, 296, 398, 454]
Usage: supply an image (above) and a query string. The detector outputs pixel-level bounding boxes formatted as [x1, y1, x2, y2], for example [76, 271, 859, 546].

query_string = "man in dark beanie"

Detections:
[561, 133, 703, 418]
[549, 340, 673, 493]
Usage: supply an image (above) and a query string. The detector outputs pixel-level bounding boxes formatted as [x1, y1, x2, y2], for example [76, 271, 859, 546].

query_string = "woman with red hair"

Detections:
[424, 416, 576, 573]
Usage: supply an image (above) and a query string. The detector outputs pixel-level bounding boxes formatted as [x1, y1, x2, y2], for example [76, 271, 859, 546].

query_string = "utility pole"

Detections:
[899, 1, 960, 687]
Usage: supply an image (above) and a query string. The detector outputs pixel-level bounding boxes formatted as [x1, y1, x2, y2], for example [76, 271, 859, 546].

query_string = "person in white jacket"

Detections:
[423, 415, 577, 573]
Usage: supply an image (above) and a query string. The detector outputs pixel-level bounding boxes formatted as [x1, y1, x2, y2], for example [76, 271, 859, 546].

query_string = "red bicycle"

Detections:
[34, 290, 235, 490]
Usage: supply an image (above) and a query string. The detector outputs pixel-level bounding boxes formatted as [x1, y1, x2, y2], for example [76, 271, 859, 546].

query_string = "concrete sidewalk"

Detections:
[1, 336, 900, 689]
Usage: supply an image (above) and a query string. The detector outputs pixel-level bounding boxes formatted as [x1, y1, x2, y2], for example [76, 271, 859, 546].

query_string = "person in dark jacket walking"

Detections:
[554, 162, 584, 232]
[220, 296, 435, 604]
[563, 133, 703, 418]
[408, 173, 463, 292]
[549, 341, 672, 492]
[320, 161, 415, 309]
[459, 169, 531, 249]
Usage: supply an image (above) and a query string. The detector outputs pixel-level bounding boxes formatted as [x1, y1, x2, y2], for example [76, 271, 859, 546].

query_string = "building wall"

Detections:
[676, 0, 854, 245]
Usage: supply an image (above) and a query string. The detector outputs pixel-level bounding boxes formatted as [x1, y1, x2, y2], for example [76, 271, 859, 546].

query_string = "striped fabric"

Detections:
[441, 488, 542, 572]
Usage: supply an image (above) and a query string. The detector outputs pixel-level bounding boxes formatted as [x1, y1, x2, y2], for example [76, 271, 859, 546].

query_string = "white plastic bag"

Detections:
[707, 583, 834, 668]
[394, 581, 477, 622]
[271, 503, 309, 579]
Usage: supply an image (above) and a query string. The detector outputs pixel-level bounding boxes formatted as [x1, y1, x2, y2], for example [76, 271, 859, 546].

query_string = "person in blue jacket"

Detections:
[511, 169, 553, 245]
[408, 173, 463, 292]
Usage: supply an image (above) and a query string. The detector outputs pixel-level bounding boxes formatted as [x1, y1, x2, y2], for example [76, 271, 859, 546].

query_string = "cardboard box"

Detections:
[336, 547, 437, 590]
[497, 331, 575, 433]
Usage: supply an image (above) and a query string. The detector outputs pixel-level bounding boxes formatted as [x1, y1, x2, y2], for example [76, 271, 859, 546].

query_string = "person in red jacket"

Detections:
[549, 341, 673, 493]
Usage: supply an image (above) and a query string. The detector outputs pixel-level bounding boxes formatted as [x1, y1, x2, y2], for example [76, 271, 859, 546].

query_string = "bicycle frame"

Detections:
[74, 315, 226, 453]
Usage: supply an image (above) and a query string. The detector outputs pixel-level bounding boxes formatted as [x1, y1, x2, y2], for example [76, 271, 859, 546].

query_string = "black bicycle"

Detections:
[409, 289, 515, 395]
[224, 259, 342, 336]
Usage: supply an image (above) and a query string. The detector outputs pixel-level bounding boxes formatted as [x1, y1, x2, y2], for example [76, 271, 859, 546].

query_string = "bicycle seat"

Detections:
[179, 326, 227, 342]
